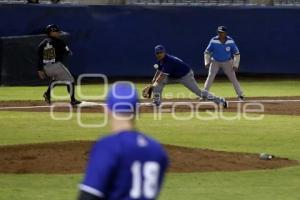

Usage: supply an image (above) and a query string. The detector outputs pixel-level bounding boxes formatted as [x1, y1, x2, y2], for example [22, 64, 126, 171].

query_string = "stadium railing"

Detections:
[0, 0, 300, 6]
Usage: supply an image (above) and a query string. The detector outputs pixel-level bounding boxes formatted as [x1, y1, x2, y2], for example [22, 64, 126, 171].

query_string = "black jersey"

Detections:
[37, 36, 71, 70]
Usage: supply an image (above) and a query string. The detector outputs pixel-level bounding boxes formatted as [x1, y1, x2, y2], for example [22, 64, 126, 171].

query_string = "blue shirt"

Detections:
[205, 36, 240, 62]
[157, 54, 191, 79]
[80, 130, 169, 200]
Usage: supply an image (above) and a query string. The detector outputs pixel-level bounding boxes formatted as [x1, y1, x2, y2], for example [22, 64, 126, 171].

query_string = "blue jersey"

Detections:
[80, 130, 169, 200]
[157, 54, 191, 79]
[205, 36, 240, 62]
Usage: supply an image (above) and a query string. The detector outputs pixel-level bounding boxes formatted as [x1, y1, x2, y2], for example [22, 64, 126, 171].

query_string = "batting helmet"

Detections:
[45, 24, 61, 35]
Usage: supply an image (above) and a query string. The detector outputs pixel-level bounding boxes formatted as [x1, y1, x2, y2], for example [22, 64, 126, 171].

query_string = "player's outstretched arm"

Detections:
[233, 53, 240, 71]
[152, 72, 167, 87]
[204, 51, 211, 69]
[151, 69, 161, 84]
[152, 63, 162, 83]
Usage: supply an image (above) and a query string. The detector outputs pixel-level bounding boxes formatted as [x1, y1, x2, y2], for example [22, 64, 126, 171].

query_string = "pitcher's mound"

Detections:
[0, 141, 297, 174]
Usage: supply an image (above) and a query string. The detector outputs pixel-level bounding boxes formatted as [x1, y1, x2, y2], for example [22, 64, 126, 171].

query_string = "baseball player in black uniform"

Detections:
[37, 24, 81, 106]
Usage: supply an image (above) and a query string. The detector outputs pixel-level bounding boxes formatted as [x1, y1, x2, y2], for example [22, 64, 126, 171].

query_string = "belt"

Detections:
[43, 59, 56, 65]
[213, 58, 232, 62]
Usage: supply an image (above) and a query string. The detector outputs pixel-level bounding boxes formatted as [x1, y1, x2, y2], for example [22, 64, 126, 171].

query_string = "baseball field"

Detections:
[0, 78, 300, 200]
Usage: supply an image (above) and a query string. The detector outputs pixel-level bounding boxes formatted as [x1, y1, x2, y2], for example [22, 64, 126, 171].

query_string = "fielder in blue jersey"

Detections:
[78, 82, 169, 200]
[204, 26, 244, 101]
[149, 45, 227, 107]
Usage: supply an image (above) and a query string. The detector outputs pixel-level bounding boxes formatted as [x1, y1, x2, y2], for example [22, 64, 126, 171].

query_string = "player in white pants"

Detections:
[203, 26, 244, 101]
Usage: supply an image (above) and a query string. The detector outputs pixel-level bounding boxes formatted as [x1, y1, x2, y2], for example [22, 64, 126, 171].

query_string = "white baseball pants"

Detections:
[204, 60, 243, 96]
[152, 70, 224, 105]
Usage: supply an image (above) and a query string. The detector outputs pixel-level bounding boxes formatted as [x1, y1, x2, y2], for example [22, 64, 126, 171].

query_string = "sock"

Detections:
[67, 82, 76, 102]
[45, 80, 55, 96]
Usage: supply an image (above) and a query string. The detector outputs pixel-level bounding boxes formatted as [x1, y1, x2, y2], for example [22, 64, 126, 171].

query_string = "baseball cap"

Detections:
[45, 24, 61, 34]
[154, 45, 166, 54]
[217, 26, 228, 33]
[106, 82, 139, 113]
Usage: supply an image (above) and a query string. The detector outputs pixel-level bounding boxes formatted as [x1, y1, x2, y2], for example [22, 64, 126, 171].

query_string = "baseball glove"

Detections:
[142, 84, 153, 99]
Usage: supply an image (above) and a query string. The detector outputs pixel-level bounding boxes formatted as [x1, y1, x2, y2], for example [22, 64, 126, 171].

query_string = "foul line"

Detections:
[0, 99, 300, 110]
[0, 105, 52, 110]
[230, 99, 300, 103]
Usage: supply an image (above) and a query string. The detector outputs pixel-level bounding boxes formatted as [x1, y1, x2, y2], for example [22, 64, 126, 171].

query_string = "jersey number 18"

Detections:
[130, 161, 160, 199]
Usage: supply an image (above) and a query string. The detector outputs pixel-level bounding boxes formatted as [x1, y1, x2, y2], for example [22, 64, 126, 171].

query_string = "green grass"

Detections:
[0, 111, 107, 145]
[0, 111, 300, 160]
[161, 167, 300, 200]
[1, 166, 300, 200]
[0, 174, 80, 200]
[0, 79, 300, 101]
[1, 80, 300, 200]
[1, 112, 300, 200]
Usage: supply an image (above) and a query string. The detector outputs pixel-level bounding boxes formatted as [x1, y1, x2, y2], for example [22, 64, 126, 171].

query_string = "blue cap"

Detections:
[154, 45, 166, 54]
[106, 82, 139, 113]
[217, 26, 228, 33]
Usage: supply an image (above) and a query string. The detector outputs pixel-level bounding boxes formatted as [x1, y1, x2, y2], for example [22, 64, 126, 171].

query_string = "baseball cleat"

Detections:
[220, 98, 228, 109]
[223, 100, 228, 108]
[43, 92, 51, 104]
[199, 96, 207, 101]
[70, 100, 82, 106]
[144, 102, 161, 107]
[238, 95, 245, 101]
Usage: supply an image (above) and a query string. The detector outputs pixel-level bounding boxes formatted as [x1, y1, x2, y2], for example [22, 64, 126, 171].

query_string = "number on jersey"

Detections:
[130, 161, 160, 199]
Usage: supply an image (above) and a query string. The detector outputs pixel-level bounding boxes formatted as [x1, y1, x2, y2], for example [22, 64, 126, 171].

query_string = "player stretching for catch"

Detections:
[78, 82, 169, 200]
[143, 45, 227, 108]
[204, 26, 244, 101]
[37, 24, 81, 106]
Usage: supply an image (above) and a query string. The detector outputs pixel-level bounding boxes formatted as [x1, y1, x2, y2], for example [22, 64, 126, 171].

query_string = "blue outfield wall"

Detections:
[1, 4, 300, 77]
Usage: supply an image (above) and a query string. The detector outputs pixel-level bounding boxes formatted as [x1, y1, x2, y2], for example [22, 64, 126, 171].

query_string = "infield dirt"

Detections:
[0, 97, 299, 174]
[0, 141, 298, 174]
[1, 97, 300, 115]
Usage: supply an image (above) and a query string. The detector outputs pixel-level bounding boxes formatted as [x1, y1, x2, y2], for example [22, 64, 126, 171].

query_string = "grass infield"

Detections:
[0, 79, 300, 200]
[0, 79, 300, 101]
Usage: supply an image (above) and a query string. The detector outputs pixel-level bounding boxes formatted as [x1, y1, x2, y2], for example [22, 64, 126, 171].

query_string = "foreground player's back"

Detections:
[80, 130, 169, 200]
